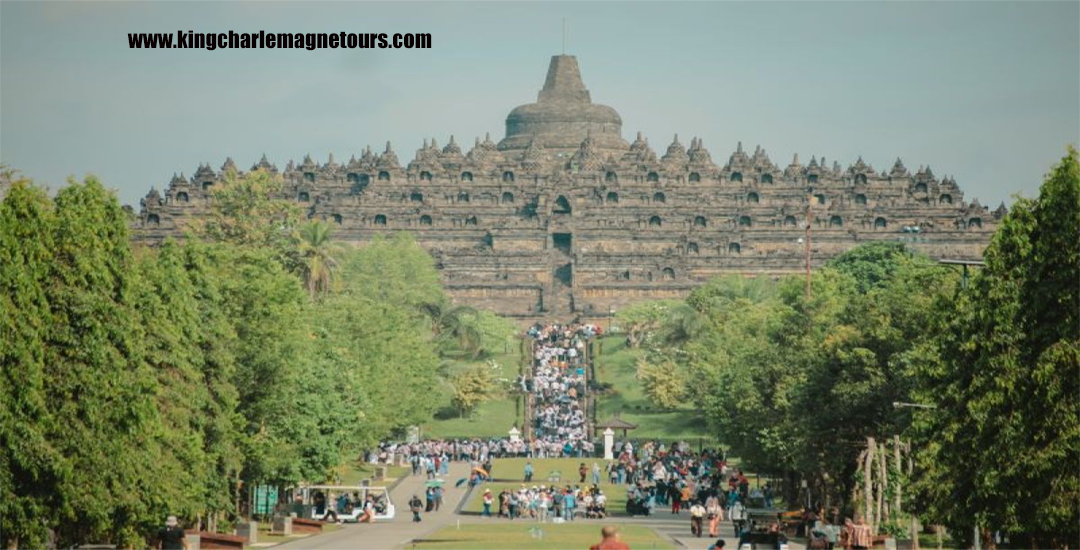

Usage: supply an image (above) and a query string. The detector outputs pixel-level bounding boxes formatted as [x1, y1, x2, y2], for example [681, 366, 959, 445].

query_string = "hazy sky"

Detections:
[2, 1, 1077, 207]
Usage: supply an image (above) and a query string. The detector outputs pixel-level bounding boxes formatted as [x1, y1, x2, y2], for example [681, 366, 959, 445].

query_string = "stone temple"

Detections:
[134, 54, 1004, 320]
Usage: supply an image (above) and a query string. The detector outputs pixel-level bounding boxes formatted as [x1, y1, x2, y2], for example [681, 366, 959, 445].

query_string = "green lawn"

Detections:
[424, 347, 527, 439]
[406, 523, 674, 550]
[593, 336, 711, 443]
[464, 458, 629, 516]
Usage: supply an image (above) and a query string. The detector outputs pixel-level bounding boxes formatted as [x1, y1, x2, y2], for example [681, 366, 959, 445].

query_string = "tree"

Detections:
[651, 253, 956, 514]
[449, 362, 502, 418]
[339, 233, 444, 318]
[635, 356, 688, 409]
[296, 221, 343, 299]
[614, 300, 681, 348]
[215, 247, 310, 486]
[176, 242, 244, 522]
[425, 302, 516, 358]
[827, 241, 918, 294]
[196, 169, 301, 264]
[42, 177, 163, 548]
[0, 176, 68, 549]
[428, 303, 484, 357]
[914, 147, 1079, 548]
[131, 242, 215, 523]
[658, 302, 706, 347]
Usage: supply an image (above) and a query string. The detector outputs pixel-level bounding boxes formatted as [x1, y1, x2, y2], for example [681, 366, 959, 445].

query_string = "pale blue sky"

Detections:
[2, 1, 1077, 207]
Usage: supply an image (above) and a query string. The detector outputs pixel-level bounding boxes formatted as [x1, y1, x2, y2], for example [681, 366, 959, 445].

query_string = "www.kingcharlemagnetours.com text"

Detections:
[128, 30, 431, 50]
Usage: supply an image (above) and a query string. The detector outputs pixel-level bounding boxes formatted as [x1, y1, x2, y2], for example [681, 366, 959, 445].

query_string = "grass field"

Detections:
[424, 346, 527, 440]
[593, 336, 710, 443]
[406, 523, 675, 550]
[463, 458, 630, 516]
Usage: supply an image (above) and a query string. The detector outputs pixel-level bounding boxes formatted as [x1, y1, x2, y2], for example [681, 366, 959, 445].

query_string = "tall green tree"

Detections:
[196, 169, 301, 267]
[339, 233, 444, 316]
[176, 242, 244, 520]
[313, 292, 442, 440]
[0, 177, 69, 549]
[43, 177, 162, 548]
[216, 247, 310, 485]
[914, 147, 1080, 548]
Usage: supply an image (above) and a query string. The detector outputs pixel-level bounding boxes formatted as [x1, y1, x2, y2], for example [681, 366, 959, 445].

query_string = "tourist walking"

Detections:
[730, 498, 747, 536]
[706, 496, 723, 537]
[409, 495, 423, 523]
[433, 485, 444, 511]
[690, 500, 706, 537]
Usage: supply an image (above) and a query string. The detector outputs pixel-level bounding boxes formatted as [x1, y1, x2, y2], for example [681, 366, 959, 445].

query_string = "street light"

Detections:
[892, 400, 939, 550]
[894, 401, 984, 550]
[804, 200, 814, 301]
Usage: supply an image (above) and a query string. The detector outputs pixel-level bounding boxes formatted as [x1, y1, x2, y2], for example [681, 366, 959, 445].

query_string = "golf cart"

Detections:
[296, 485, 396, 523]
[738, 494, 789, 550]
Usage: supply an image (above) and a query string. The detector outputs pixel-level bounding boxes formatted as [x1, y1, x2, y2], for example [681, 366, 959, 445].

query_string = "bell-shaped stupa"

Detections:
[498, 55, 628, 156]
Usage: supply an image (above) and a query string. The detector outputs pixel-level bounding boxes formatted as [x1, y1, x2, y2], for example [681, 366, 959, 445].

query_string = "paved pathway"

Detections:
[275, 462, 475, 550]
[622, 511, 805, 550]
[275, 476, 807, 550]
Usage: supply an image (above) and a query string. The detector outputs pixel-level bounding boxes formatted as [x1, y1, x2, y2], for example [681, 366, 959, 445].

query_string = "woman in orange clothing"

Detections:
[706, 495, 724, 537]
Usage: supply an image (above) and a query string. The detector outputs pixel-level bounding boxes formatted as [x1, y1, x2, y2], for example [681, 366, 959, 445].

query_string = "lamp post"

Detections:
[893, 400, 956, 550]
[804, 203, 813, 301]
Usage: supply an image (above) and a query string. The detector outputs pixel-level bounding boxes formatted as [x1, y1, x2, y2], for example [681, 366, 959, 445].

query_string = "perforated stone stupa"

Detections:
[134, 54, 1003, 320]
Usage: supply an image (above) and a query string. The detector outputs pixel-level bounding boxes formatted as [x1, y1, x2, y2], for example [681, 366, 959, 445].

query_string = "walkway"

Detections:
[275, 462, 474, 550]
[274, 483, 806, 550]
[623, 512, 806, 550]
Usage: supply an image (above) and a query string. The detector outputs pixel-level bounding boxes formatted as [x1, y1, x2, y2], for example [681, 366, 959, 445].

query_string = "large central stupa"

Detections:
[497, 55, 629, 156]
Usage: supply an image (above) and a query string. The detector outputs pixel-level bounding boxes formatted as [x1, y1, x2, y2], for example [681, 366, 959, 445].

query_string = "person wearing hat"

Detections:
[157, 516, 187, 550]
[482, 488, 494, 517]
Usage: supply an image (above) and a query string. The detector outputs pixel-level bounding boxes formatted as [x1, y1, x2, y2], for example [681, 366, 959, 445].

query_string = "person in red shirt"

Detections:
[590, 526, 631, 550]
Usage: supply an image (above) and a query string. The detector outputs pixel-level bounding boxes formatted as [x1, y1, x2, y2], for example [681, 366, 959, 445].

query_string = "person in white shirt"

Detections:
[690, 501, 707, 537]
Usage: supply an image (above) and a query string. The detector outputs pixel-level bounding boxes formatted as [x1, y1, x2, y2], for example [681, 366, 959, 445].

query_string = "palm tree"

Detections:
[296, 221, 342, 299]
[424, 300, 484, 358]
[660, 302, 705, 346]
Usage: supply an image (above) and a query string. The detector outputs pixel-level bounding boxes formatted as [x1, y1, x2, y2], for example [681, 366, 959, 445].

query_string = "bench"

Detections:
[291, 517, 325, 535]
[185, 531, 246, 550]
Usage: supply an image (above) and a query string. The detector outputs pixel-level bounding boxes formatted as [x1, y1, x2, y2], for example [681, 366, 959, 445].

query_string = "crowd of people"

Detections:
[481, 484, 609, 521]
[366, 438, 532, 470]
[525, 322, 601, 456]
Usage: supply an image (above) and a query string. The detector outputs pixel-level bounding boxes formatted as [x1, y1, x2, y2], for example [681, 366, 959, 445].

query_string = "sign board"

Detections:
[254, 484, 278, 516]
